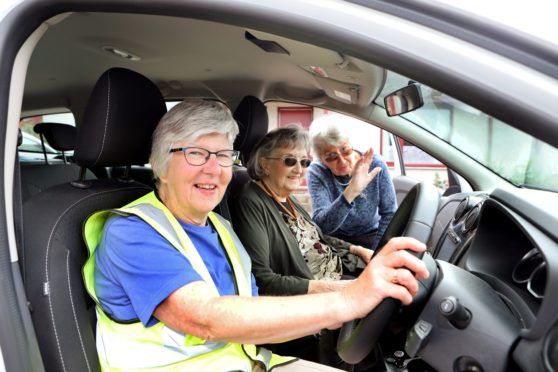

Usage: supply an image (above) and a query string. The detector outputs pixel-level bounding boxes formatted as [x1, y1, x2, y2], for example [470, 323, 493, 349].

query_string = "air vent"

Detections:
[454, 199, 468, 220]
[463, 206, 480, 232]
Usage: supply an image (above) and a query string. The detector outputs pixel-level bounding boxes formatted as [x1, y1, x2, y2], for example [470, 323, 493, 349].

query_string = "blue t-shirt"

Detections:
[95, 215, 258, 327]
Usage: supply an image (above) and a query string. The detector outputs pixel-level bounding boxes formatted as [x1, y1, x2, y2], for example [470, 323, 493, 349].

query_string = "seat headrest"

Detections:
[75, 67, 166, 168]
[233, 95, 268, 163]
[33, 122, 76, 152]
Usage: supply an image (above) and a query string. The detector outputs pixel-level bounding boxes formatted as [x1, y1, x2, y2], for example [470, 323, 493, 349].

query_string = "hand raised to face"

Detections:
[344, 148, 382, 203]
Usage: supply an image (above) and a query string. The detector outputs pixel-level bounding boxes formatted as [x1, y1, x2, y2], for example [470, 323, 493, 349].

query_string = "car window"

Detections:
[166, 101, 181, 111]
[19, 112, 76, 161]
[382, 135, 452, 192]
[376, 71, 558, 192]
[19, 132, 57, 153]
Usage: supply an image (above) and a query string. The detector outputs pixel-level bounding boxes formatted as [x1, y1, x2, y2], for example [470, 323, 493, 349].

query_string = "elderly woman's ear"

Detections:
[260, 159, 269, 176]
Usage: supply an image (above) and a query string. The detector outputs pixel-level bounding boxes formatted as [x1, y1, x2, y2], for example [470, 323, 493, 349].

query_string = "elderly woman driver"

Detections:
[83, 100, 429, 372]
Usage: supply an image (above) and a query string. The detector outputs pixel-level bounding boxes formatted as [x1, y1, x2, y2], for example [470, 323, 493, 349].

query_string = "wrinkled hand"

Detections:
[344, 148, 382, 203]
[342, 237, 429, 319]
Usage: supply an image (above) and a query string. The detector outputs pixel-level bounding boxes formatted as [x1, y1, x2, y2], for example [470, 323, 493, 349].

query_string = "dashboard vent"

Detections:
[463, 206, 480, 232]
[454, 199, 468, 220]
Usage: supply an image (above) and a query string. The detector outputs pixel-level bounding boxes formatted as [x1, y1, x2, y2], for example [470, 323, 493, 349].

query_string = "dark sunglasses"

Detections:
[323, 146, 354, 163]
[266, 156, 311, 168]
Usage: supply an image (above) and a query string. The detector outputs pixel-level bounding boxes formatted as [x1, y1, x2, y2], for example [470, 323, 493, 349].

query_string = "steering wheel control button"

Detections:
[405, 319, 432, 357]
[439, 296, 472, 329]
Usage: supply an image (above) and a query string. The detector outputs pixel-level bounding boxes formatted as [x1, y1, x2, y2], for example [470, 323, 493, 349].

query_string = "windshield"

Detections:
[376, 71, 558, 192]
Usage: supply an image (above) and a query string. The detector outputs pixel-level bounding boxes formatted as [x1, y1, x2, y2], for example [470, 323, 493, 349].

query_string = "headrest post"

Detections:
[116, 166, 135, 183]
[38, 133, 49, 165]
[70, 167, 92, 189]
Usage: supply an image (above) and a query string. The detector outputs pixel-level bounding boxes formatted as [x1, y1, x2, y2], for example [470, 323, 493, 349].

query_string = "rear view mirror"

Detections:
[384, 83, 423, 116]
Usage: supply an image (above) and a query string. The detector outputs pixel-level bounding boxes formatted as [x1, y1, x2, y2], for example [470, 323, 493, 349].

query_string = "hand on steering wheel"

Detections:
[343, 237, 429, 318]
[337, 182, 441, 364]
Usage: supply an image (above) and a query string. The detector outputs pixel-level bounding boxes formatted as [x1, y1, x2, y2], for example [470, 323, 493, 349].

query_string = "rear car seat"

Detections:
[19, 123, 96, 202]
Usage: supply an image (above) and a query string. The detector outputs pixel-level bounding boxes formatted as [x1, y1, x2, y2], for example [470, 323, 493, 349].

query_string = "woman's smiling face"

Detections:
[261, 143, 310, 199]
[159, 132, 233, 225]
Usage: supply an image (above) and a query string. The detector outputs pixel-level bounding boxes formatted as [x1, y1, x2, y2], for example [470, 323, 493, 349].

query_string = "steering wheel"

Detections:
[337, 182, 441, 364]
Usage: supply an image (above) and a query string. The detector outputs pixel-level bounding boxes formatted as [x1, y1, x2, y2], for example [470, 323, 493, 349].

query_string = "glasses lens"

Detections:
[324, 146, 353, 163]
[216, 150, 238, 167]
[184, 148, 209, 166]
[182, 148, 238, 167]
[283, 157, 298, 167]
[300, 159, 311, 168]
[324, 153, 339, 162]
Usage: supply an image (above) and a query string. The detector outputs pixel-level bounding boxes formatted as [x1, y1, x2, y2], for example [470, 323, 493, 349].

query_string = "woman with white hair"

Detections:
[307, 114, 397, 251]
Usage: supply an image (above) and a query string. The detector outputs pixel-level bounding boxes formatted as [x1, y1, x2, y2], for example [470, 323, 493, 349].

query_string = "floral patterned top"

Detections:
[282, 208, 342, 281]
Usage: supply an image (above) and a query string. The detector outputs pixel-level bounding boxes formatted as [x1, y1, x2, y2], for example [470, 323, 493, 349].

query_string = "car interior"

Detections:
[19, 122, 98, 202]
[2, 2, 557, 372]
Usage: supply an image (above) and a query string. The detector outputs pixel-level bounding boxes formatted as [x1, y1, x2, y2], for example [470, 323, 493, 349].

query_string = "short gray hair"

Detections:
[308, 114, 352, 158]
[247, 125, 309, 180]
[150, 99, 239, 184]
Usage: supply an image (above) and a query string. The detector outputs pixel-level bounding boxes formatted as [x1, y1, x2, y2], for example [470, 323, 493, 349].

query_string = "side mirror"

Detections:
[384, 83, 423, 116]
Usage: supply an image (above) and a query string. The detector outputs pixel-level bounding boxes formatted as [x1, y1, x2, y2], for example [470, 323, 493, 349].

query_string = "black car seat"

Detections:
[233, 95, 269, 165]
[22, 67, 166, 372]
[20, 123, 96, 202]
[228, 96, 268, 199]
[211, 96, 269, 220]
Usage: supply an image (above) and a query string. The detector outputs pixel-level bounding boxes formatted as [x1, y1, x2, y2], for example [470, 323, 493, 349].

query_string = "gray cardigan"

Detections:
[230, 181, 362, 296]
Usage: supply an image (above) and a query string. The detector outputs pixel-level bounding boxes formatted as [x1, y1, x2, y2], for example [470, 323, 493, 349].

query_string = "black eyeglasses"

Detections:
[323, 146, 354, 163]
[169, 147, 239, 167]
[266, 156, 311, 168]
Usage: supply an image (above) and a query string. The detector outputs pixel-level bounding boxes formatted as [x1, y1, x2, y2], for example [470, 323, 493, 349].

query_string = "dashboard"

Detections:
[412, 188, 558, 372]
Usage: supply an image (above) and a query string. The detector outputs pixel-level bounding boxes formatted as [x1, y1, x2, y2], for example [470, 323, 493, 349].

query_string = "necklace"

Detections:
[258, 180, 298, 220]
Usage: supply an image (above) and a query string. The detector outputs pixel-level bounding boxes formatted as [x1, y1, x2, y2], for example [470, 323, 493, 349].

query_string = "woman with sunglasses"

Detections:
[307, 114, 397, 251]
[231, 125, 375, 368]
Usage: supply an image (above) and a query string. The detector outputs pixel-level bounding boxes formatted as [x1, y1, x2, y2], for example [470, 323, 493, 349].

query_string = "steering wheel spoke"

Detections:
[337, 182, 440, 364]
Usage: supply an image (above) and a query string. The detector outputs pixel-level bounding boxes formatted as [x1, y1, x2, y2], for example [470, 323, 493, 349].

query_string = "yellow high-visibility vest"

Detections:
[83, 191, 295, 371]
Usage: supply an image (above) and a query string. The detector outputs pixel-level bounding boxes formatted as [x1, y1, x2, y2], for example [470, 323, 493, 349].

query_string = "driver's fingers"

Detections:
[380, 250, 429, 280]
[389, 268, 419, 297]
[377, 237, 426, 256]
[383, 281, 415, 305]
